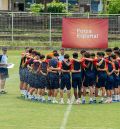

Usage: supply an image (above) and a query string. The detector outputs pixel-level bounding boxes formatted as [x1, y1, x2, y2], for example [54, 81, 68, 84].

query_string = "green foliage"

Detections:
[47, 1, 67, 13]
[108, 0, 120, 14]
[30, 4, 44, 13]
[30, 1, 67, 13]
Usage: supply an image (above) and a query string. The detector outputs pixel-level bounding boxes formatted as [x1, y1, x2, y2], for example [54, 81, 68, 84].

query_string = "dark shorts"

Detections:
[19, 67, 24, 82]
[113, 75, 119, 88]
[83, 71, 96, 87]
[119, 74, 120, 86]
[60, 73, 71, 90]
[72, 73, 82, 90]
[39, 74, 48, 89]
[49, 72, 59, 90]
[96, 72, 107, 88]
[0, 68, 9, 79]
[34, 74, 41, 89]
[24, 68, 29, 84]
[105, 75, 114, 90]
[29, 72, 36, 88]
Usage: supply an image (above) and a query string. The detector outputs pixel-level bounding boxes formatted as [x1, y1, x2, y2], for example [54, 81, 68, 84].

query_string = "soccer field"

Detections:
[0, 50, 120, 129]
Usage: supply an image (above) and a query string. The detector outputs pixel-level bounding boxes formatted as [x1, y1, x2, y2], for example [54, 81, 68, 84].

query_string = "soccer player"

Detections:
[59, 54, 72, 104]
[96, 52, 107, 103]
[48, 53, 61, 104]
[114, 50, 120, 101]
[110, 54, 119, 102]
[27, 52, 41, 100]
[82, 52, 97, 104]
[38, 54, 48, 102]
[71, 52, 84, 104]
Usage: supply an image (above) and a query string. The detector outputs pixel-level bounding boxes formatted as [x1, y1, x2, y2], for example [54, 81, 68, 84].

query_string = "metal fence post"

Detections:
[88, 12, 90, 19]
[11, 12, 14, 42]
[49, 13, 52, 47]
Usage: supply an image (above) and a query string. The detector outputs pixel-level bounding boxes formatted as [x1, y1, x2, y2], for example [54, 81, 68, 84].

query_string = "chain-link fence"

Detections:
[0, 12, 120, 48]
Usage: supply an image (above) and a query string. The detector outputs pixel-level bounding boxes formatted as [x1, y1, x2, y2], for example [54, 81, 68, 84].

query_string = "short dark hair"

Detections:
[32, 50, 37, 55]
[40, 54, 45, 59]
[114, 50, 120, 56]
[101, 52, 105, 57]
[29, 48, 34, 53]
[46, 55, 52, 59]
[110, 54, 116, 59]
[54, 53, 59, 57]
[53, 50, 57, 53]
[97, 52, 102, 56]
[84, 52, 90, 58]
[90, 53, 95, 57]
[72, 52, 78, 58]
[105, 48, 112, 53]
[64, 54, 70, 59]
[80, 50, 86, 54]
[113, 47, 119, 51]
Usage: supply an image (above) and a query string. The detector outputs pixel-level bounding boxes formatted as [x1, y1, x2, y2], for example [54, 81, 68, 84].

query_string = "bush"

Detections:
[108, 0, 120, 14]
[30, 4, 44, 13]
[47, 1, 67, 13]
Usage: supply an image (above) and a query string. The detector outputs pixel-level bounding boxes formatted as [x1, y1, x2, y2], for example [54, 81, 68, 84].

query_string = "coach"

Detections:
[0, 47, 8, 94]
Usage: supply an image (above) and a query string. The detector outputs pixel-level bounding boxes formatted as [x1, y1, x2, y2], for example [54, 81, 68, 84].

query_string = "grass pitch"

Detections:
[0, 50, 120, 129]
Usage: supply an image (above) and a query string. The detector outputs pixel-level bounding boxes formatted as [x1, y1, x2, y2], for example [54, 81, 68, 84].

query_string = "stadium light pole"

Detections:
[66, 0, 68, 13]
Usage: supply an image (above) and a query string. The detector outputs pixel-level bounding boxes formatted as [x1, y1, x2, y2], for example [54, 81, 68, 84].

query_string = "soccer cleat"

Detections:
[47, 99, 52, 103]
[112, 100, 117, 103]
[75, 99, 81, 104]
[98, 100, 103, 104]
[82, 100, 86, 104]
[52, 100, 58, 104]
[0, 91, 7, 94]
[41, 99, 46, 103]
[67, 99, 72, 105]
[59, 100, 64, 105]
[104, 99, 110, 104]
[93, 100, 97, 104]
[89, 101, 93, 104]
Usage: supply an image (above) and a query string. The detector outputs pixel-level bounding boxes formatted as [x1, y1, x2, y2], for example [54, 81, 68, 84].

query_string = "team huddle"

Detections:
[19, 47, 120, 104]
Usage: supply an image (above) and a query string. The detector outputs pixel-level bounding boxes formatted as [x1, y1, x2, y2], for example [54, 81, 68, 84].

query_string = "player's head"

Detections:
[105, 48, 112, 56]
[113, 47, 119, 52]
[110, 53, 116, 61]
[80, 50, 86, 57]
[97, 52, 102, 59]
[84, 52, 90, 58]
[64, 54, 70, 60]
[25, 47, 29, 53]
[40, 54, 45, 60]
[46, 55, 52, 59]
[53, 52, 59, 58]
[114, 50, 120, 57]
[32, 50, 37, 57]
[2, 47, 7, 54]
[36, 52, 41, 60]
[53, 50, 58, 54]
[28, 48, 34, 54]
[101, 52, 105, 57]
[90, 53, 95, 59]
[73, 52, 78, 59]
[60, 48, 65, 55]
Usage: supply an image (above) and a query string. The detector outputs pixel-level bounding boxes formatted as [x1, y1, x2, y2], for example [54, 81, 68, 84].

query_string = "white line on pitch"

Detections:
[60, 95, 74, 129]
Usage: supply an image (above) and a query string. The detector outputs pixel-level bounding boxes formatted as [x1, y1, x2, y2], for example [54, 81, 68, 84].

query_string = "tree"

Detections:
[108, 0, 120, 14]
[102, 0, 108, 13]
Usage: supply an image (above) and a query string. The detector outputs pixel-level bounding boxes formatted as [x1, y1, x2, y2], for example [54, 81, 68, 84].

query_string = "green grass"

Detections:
[0, 50, 120, 129]
[0, 40, 120, 48]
